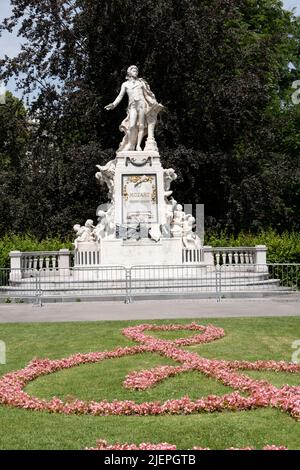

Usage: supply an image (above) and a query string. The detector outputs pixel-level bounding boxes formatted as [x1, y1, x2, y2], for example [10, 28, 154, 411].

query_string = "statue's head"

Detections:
[126, 65, 139, 79]
[73, 224, 81, 233]
[97, 210, 106, 219]
[85, 219, 94, 228]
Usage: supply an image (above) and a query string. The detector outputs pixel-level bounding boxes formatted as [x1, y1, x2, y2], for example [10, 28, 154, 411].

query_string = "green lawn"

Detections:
[0, 317, 299, 450]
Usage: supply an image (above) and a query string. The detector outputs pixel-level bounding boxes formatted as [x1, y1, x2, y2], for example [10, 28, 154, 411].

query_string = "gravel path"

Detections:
[0, 297, 299, 323]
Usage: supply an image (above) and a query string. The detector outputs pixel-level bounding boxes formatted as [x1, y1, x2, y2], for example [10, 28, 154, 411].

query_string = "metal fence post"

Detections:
[125, 267, 133, 304]
[216, 266, 221, 302]
[34, 269, 43, 307]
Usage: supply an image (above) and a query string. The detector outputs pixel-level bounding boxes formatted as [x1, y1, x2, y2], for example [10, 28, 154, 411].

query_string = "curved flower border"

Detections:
[87, 439, 288, 451]
[0, 322, 299, 423]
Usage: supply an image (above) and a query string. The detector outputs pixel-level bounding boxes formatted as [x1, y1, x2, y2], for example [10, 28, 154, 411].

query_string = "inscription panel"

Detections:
[122, 174, 158, 225]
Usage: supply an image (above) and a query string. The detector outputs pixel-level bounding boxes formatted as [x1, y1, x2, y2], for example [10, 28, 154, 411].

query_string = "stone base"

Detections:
[74, 238, 184, 267]
[100, 238, 183, 267]
[74, 242, 101, 267]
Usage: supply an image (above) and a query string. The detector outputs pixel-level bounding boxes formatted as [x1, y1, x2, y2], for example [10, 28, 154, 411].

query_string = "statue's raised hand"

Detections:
[105, 103, 115, 111]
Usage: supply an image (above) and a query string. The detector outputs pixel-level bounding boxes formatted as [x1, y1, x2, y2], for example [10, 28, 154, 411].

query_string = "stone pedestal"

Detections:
[255, 245, 268, 273]
[101, 238, 182, 266]
[202, 246, 215, 271]
[74, 242, 101, 267]
[114, 150, 167, 232]
[9, 251, 22, 282]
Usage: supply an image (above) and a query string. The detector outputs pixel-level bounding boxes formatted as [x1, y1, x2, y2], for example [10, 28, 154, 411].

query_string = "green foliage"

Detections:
[0, 93, 29, 235]
[14, 143, 113, 238]
[0, 92, 28, 169]
[0, 234, 73, 269]
[0, 230, 299, 268]
[206, 229, 300, 263]
[2, 0, 296, 151]
[0, 1, 299, 236]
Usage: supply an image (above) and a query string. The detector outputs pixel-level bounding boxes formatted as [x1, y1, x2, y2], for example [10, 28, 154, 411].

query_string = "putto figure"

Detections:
[105, 65, 164, 152]
[73, 220, 95, 249]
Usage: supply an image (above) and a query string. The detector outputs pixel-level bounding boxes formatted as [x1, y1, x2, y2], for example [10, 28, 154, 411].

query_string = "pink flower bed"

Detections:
[0, 322, 299, 449]
[87, 439, 288, 451]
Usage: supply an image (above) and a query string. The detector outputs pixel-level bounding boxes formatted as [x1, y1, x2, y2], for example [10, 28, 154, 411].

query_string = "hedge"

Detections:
[0, 230, 299, 268]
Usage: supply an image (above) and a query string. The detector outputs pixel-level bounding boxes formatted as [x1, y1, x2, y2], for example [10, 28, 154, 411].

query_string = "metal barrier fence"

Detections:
[0, 269, 40, 304]
[0, 267, 129, 304]
[0, 264, 299, 304]
[217, 263, 300, 300]
[129, 264, 217, 300]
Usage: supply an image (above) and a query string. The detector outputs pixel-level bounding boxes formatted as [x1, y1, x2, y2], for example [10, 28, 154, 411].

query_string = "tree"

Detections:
[0, 0, 299, 236]
[0, 92, 28, 235]
[0, 91, 28, 168]
[16, 141, 113, 238]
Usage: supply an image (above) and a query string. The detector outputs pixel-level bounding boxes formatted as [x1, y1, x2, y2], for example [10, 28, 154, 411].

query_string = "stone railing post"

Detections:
[255, 245, 268, 273]
[9, 251, 22, 282]
[203, 246, 214, 267]
[58, 249, 70, 276]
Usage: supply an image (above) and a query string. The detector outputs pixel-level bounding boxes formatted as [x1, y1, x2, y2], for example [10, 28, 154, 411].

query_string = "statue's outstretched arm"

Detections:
[105, 83, 126, 110]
